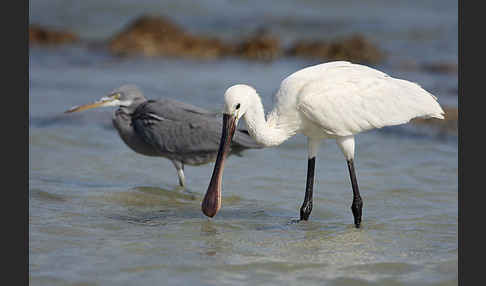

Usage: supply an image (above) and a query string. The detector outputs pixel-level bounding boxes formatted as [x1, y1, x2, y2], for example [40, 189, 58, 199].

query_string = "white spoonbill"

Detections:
[201, 61, 444, 228]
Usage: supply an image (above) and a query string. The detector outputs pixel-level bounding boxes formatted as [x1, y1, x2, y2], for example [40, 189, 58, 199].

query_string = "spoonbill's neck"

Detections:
[242, 96, 295, 147]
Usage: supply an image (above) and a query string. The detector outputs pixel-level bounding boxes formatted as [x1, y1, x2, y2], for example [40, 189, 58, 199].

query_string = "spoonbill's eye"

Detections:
[235, 103, 241, 110]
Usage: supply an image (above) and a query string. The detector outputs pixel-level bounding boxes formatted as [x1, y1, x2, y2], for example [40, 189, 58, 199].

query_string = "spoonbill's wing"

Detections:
[296, 70, 444, 137]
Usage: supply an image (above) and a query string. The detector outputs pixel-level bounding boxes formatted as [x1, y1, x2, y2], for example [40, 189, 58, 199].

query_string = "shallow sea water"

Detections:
[29, 1, 457, 285]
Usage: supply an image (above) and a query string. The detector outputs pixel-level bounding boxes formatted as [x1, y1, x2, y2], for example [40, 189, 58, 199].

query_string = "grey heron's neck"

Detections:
[119, 98, 146, 114]
[243, 96, 295, 147]
[115, 101, 144, 127]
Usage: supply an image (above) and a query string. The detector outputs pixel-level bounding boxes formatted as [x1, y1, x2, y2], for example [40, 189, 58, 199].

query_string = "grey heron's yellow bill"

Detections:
[64, 94, 120, 113]
[202, 113, 237, 218]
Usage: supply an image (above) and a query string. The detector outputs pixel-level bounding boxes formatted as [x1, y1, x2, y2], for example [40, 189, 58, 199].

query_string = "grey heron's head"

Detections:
[201, 84, 258, 218]
[65, 84, 147, 113]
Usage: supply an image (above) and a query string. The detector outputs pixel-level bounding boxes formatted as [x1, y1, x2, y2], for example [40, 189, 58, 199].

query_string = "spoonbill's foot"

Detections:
[300, 201, 313, 221]
[351, 196, 363, 228]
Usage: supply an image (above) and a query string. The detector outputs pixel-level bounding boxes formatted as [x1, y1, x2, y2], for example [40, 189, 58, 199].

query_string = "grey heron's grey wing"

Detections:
[159, 98, 264, 150]
[161, 98, 263, 149]
[131, 100, 223, 155]
[155, 98, 219, 117]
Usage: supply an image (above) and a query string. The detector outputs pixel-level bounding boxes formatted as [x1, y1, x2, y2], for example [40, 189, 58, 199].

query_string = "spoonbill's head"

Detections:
[65, 84, 146, 113]
[222, 84, 258, 122]
[201, 84, 258, 218]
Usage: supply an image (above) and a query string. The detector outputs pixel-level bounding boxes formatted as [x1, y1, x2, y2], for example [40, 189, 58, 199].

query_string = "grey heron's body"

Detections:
[66, 85, 262, 187]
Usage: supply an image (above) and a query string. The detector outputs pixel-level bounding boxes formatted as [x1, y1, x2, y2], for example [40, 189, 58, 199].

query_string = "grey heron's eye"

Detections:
[235, 103, 241, 110]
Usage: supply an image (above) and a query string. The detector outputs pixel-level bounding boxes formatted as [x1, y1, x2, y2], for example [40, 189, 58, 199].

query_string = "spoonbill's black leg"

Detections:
[346, 159, 363, 228]
[300, 157, 316, 220]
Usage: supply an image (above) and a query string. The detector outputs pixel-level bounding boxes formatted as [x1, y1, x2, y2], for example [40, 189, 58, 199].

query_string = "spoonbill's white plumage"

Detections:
[202, 61, 444, 227]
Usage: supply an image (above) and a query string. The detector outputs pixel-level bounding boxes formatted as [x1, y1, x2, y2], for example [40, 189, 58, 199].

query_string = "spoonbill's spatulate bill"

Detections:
[202, 61, 444, 227]
[65, 85, 262, 187]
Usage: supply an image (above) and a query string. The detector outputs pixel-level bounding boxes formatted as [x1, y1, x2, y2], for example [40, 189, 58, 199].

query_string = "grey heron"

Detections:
[202, 61, 444, 227]
[65, 85, 262, 187]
